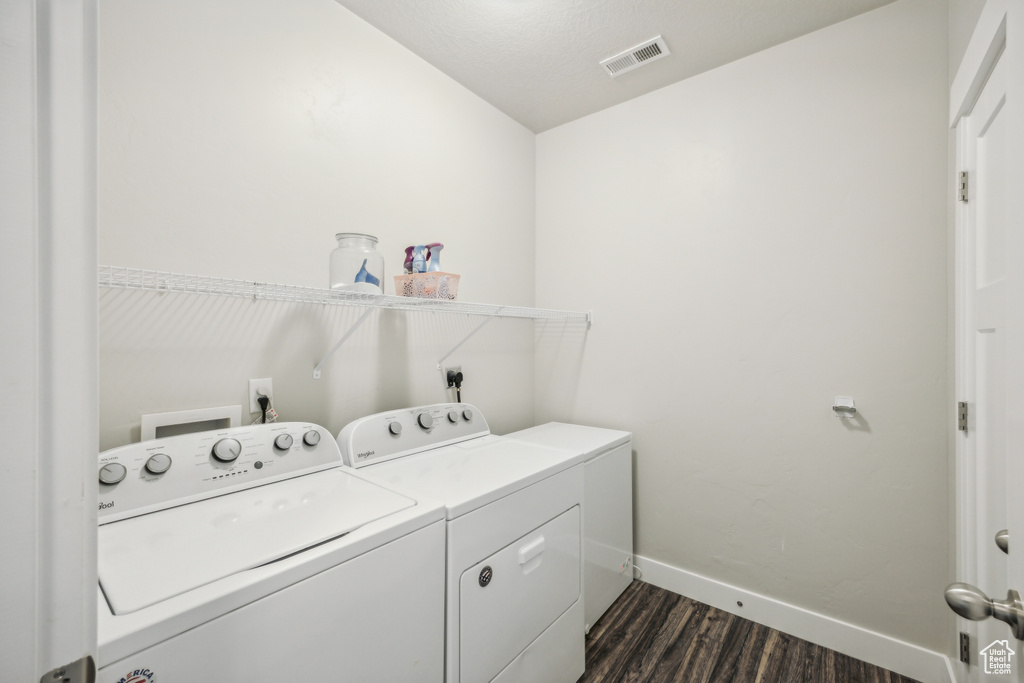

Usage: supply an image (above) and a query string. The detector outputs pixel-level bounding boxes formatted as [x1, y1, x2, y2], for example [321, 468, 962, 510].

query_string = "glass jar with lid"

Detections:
[329, 233, 385, 293]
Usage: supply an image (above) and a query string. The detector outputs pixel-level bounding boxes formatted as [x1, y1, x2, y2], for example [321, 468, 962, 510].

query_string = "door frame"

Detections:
[0, 0, 98, 679]
[1005, 0, 1024, 678]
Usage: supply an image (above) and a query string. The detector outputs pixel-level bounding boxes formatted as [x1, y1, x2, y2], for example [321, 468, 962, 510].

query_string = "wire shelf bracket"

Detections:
[436, 308, 504, 371]
[312, 308, 375, 379]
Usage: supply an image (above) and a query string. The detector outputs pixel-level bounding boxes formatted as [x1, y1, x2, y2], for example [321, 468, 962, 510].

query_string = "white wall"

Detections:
[1, 5, 40, 678]
[97, 0, 538, 448]
[536, 0, 949, 652]
[950, 0, 988, 81]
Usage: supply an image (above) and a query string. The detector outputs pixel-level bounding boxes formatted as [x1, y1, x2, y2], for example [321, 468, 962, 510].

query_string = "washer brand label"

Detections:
[98, 501, 114, 510]
[115, 669, 155, 683]
[356, 450, 375, 459]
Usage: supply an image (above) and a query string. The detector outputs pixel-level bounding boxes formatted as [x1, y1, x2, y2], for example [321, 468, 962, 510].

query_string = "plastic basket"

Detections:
[394, 272, 460, 300]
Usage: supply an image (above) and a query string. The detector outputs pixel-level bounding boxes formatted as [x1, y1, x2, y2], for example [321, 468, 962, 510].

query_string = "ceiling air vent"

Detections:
[600, 36, 670, 78]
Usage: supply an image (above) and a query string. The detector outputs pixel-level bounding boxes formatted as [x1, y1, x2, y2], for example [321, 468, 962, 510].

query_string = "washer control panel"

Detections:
[97, 422, 339, 523]
[337, 403, 489, 468]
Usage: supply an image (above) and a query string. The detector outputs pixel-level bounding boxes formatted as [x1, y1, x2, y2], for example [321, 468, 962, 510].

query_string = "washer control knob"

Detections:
[462, 409, 474, 422]
[212, 438, 242, 462]
[388, 422, 403, 436]
[418, 413, 433, 430]
[448, 410, 460, 423]
[303, 430, 321, 446]
[144, 453, 172, 475]
[99, 462, 127, 485]
[274, 433, 294, 450]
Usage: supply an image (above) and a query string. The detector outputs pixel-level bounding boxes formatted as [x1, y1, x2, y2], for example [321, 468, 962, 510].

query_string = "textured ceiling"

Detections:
[334, 0, 897, 132]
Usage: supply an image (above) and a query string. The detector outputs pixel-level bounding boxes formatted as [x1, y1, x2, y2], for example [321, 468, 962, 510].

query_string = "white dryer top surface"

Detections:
[357, 435, 584, 519]
[504, 422, 631, 460]
[99, 469, 415, 615]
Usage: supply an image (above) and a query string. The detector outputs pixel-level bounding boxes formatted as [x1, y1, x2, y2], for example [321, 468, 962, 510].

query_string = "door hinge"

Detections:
[40, 656, 95, 683]
[960, 631, 970, 664]
[959, 171, 969, 203]
[958, 401, 969, 433]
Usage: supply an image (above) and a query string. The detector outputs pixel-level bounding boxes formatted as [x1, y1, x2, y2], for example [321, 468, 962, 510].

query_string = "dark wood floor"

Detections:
[579, 581, 919, 683]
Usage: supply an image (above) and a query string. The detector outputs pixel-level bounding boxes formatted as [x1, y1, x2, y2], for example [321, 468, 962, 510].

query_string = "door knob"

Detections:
[996, 529, 1009, 554]
[945, 583, 1024, 640]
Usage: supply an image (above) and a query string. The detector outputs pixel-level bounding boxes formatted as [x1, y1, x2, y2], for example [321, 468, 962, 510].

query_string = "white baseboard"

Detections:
[634, 555, 955, 683]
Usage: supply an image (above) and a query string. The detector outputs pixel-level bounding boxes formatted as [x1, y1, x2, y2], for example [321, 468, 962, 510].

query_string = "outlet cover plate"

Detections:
[249, 378, 273, 414]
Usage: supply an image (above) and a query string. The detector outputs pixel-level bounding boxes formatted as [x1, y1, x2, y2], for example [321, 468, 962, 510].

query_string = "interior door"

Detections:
[951, 0, 1024, 679]
[957, 51, 1008, 682]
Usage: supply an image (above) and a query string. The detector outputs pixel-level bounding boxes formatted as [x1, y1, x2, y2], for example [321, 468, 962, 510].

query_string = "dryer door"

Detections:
[459, 506, 580, 682]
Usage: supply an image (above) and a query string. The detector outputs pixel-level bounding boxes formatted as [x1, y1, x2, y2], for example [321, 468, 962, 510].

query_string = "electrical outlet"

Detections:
[442, 365, 462, 390]
[249, 378, 273, 414]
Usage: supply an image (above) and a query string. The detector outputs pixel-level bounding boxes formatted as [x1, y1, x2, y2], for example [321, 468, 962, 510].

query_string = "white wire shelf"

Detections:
[98, 265, 592, 324]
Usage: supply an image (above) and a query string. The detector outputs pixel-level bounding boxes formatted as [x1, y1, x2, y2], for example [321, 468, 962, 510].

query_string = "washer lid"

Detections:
[360, 436, 584, 519]
[98, 469, 415, 615]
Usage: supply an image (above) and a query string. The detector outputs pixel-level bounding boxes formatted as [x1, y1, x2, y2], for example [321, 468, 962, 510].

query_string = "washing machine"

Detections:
[95, 421, 446, 683]
[337, 404, 585, 683]
[505, 422, 633, 634]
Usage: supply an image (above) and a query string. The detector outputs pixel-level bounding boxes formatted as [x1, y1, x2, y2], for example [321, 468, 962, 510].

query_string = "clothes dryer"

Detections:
[505, 422, 633, 634]
[338, 404, 585, 683]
